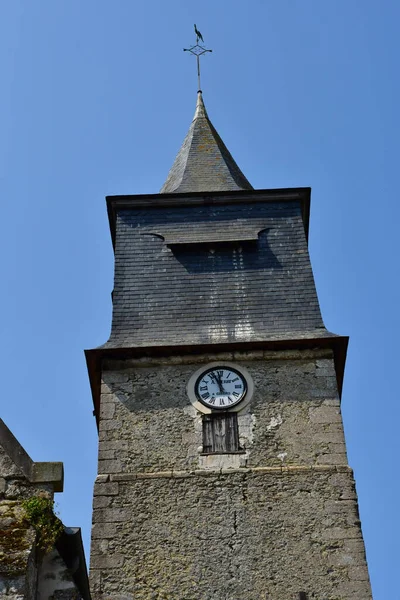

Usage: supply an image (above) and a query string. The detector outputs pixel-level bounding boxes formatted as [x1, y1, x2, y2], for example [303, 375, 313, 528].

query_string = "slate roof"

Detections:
[102, 195, 331, 349]
[86, 97, 347, 415]
[160, 92, 253, 194]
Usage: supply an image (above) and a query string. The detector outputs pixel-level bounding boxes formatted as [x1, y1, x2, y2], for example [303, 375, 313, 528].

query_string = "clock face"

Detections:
[195, 366, 247, 410]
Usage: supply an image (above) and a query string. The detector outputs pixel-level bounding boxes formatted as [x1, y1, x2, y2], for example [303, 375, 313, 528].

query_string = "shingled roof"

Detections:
[102, 192, 333, 349]
[160, 92, 253, 194]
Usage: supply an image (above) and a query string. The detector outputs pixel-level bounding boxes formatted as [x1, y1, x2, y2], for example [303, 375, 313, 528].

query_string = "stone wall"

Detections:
[0, 444, 50, 600]
[98, 350, 346, 473]
[91, 349, 372, 599]
[0, 421, 90, 600]
[91, 467, 370, 600]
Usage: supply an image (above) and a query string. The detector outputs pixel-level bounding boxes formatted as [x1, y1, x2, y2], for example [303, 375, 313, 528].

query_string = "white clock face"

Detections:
[195, 366, 247, 410]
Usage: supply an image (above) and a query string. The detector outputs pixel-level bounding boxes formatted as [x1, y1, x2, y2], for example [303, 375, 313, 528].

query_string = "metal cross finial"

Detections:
[184, 25, 212, 92]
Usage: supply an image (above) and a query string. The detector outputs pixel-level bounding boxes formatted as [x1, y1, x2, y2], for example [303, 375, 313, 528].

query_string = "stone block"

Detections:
[100, 440, 129, 451]
[315, 526, 362, 541]
[329, 442, 347, 454]
[323, 499, 356, 515]
[310, 389, 338, 399]
[93, 496, 112, 509]
[95, 474, 109, 483]
[312, 430, 344, 444]
[342, 539, 367, 555]
[322, 399, 341, 406]
[30, 462, 64, 492]
[91, 522, 117, 538]
[90, 554, 124, 569]
[316, 359, 333, 369]
[98, 459, 122, 474]
[309, 406, 342, 424]
[102, 372, 129, 384]
[100, 403, 115, 420]
[99, 420, 121, 432]
[4, 482, 30, 499]
[93, 507, 129, 522]
[91, 538, 110, 555]
[316, 453, 347, 466]
[337, 580, 372, 595]
[347, 565, 369, 581]
[94, 482, 119, 496]
[98, 450, 116, 460]
[329, 472, 355, 491]
[89, 569, 102, 592]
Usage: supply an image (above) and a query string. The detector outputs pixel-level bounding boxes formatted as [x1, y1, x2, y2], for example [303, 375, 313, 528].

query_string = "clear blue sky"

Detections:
[1, 2, 399, 598]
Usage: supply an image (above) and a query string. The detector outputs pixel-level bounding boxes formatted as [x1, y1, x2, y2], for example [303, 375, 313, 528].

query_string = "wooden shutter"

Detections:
[202, 412, 240, 453]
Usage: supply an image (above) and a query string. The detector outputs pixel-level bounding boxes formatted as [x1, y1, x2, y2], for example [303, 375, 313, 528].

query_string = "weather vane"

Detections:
[184, 24, 212, 92]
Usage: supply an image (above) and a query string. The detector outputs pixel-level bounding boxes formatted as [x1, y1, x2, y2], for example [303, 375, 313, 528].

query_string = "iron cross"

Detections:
[184, 24, 212, 92]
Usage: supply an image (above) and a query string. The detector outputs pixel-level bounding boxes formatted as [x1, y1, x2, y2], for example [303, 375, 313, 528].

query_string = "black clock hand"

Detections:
[210, 371, 224, 394]
[216, 371, 227, 394]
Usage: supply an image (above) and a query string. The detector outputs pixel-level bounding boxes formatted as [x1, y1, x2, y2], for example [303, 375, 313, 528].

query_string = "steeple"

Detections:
[160, 91, 253, 194]
[84, 29, 372, 600]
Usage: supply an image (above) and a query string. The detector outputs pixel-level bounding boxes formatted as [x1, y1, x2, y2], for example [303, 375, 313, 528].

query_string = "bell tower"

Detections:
[86, 85, 373, 598]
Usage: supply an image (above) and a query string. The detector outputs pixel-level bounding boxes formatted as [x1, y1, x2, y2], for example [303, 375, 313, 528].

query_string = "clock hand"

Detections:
[215, 371, 227, 394]
[210, 371, 224, 394]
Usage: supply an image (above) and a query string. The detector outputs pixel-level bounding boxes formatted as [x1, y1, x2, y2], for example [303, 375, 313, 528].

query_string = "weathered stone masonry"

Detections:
[91, 468, 369, 600]
[90, 350, 371, 600]
[0, 420, 90, 600]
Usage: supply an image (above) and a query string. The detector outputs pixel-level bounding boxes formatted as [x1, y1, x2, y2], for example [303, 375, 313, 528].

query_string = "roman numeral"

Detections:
[227, 397, 233, 403]
[201, 392, 210, 400]
[235, 384, 242, 389]
[200, 386, 207, 391]
[208, 397, 216, 405]
[232, 392, 240, 398]
[232, 377, 239, 382]
[218, 370, 223, 377]
[219, 398, 225, 405]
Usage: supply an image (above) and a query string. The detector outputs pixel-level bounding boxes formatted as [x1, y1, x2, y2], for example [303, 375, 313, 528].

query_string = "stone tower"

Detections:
[86, 92, 373, 599]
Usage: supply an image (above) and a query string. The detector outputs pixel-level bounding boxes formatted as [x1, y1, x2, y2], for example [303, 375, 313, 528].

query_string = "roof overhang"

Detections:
[106, 187, 311, 250]
[56, 528, 91, 600]
[86, 334, 348, 430]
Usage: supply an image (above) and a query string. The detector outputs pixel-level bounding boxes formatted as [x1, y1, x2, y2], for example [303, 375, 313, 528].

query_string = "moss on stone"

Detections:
[21, 495, 63, 555]
[0, 521, 31, 575]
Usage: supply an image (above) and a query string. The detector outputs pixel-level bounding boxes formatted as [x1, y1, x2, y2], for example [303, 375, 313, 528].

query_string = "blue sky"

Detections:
[1, 1, 399, 598]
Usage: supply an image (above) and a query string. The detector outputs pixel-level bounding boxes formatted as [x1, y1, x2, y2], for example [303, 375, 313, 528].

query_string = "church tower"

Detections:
[86, 83, 373, 598]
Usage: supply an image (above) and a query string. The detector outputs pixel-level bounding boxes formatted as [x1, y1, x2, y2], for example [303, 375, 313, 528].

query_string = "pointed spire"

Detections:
[160, 92, 253, 194]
